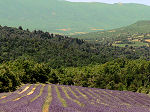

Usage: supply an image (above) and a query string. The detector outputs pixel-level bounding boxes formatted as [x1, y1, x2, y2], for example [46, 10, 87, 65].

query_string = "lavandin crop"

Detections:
[0, 84, 150, 112]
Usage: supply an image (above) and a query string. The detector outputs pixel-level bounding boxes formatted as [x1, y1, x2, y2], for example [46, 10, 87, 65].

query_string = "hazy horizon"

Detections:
[65, 0, 150, 6]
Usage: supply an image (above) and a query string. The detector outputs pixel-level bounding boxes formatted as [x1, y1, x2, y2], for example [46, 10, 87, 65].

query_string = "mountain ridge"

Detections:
[0, 0, 150, 34]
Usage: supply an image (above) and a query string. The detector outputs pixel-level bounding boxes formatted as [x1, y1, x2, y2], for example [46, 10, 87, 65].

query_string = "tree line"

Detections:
[0, 25, 150, 68]
[1, 58, 150, 94]
[0, 25, 150, 93]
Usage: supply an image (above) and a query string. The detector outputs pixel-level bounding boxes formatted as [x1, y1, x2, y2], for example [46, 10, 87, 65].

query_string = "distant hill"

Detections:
[73, 20, 150, 41]
[1, 25, 150, 68]
[1, 84, 150, 112]
[1, 25, 150, 100]
[0, 0, 150, 34]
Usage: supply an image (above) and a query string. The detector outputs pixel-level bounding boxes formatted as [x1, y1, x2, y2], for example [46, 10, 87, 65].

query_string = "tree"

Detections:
[0, 64, 21, 92]
[18, 26, 23, 30]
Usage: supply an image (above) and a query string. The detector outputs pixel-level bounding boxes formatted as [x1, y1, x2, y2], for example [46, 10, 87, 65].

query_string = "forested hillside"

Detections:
[1, 1, 150, 111]
[0, 25, 150, 68]
[0, 25, 150, 93]
[0, 0, 150, 34]
[1, 58, 150, 94]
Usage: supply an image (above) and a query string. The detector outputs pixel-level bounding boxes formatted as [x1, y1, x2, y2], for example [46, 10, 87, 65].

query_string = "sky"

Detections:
[65, 0, 150, 6]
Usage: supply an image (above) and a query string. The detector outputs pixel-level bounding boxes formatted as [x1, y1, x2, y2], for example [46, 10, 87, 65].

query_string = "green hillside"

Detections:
[0, 25, 150, 95]
[0, 24, 150, 68]
[0, 0, 150, 34]
[72, 21, 150, 41]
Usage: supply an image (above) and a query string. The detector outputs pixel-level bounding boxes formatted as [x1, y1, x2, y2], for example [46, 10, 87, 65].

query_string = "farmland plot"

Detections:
[0, 84, 150, 112]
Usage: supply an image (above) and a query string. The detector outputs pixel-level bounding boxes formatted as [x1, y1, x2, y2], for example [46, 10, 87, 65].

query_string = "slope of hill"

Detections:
[0, 0, 150, 34]
[1, 25, 150, 93]
[73, 21, 150, 47]
[0, 84, 150, 112]
[73, 20, 150, 40]
[1, 25, 150, 68]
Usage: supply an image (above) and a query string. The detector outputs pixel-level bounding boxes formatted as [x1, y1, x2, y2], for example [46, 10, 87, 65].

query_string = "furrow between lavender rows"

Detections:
[49, 84, 67, 112]
[11, 84, 48, 112]
[42, 85, 52, 112]
[57, 86, 82, 112]
[0, 84, 29, 101]
[94, 89, 150, 112]
[0, 84, 33, 103]
[105, 89, 150, 107]
[102, 89, 147, 107]
[1, 84, 150, 112]
[68, 86, 104, 112]
[0, 84, 42, 112]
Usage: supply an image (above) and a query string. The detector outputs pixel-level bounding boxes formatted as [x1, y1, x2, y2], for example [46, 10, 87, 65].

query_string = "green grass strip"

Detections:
[75, 88, 88, 99]
[55, 86, 67, 107]
[67, 87, 79, 99]
[30, 84, 45, 102]
[88, 89, 104, 103]
[82, 89, 97, 99]
[0, 84, 27, 100]
[88, 89, 100, 98]
[1, 84, 33, 103]
[62, 87, 84, 107]
[42, 85, 52, 112]
[13, 84, 38, 101]
[0, 95, 7, 99]
[88, 89, 117, 107]
[18, 84, 31, 94]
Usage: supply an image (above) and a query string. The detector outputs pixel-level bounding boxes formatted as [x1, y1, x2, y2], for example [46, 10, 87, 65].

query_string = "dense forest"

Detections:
[0, 25, 150, 68]
[0, 25, 150, 93]
[1, 58, 150, 94]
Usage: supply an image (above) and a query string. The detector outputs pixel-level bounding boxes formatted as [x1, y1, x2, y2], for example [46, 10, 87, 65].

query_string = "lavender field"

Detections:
[0, 84, 150, 112]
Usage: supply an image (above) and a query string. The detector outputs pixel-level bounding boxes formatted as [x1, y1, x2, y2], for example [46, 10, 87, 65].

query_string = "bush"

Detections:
[0, 64, 21, 92]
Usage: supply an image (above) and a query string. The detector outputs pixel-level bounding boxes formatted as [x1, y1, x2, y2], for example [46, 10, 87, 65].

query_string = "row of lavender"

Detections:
[0, 84, 150, 112]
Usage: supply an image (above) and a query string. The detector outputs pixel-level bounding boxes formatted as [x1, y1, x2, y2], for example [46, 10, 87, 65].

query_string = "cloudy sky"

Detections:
[65, 0, 150, 6]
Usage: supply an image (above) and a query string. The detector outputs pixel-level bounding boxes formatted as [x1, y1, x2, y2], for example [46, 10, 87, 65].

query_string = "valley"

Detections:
[1, 0, 150, 111]
[74, 21, 150, 47]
